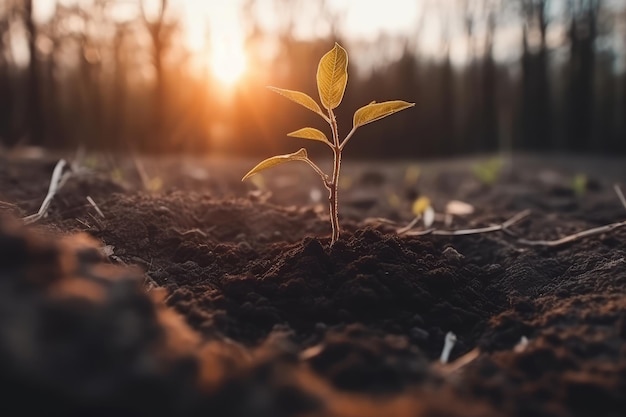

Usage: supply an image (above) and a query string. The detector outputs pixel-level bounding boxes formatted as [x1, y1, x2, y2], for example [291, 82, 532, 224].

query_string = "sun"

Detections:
[209, 36, 248, 87]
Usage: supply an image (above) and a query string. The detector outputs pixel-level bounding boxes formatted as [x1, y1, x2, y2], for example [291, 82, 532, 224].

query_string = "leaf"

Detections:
[242, 148, 309, 181]
[267, 87, 328, 120]
[316, 43, 348, 110]
[412, 196, 431, 216]
[353, 100, 415, 128]
[287, 127, 330, 144]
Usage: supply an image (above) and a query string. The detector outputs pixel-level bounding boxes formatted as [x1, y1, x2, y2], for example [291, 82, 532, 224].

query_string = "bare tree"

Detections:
[566, 0, 602, 151]
[22, 0, 45, 145]
[141, 0, 171, 141]
[520, 0, 552, 150]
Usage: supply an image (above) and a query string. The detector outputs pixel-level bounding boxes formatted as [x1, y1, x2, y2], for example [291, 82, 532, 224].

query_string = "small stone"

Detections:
[443, 246, 464, 262]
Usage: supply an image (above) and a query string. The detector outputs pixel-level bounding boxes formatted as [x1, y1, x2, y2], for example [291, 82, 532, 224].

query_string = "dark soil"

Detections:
[1, 151, 625, 416]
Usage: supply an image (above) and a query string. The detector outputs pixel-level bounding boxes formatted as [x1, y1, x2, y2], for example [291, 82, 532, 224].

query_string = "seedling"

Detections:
[571, 173, 588, 197]
[472, 157, 503, 186]
[242, 43, 414, 244]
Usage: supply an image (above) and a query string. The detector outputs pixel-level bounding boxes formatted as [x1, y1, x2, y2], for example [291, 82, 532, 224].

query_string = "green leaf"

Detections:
[242, 148, 309, 181]
[267, 87, 328, 121]
[316, 43, 348, 110]
[353, 100, 415, 128]
[287, 127, 330, 144]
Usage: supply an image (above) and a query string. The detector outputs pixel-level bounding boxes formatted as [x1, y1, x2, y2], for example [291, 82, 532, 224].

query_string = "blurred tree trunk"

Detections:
[521, 0, 551, 151]
[111, 23, 128, 149]
[462, 1, 480, 153]
[142, 0, 169, 147]
[566, 0, 600, 151]
[0, 6, 15, 144]
[440, 45, 456, 156]
[23, 0, 45, 145]
[482, 8, 498, 152]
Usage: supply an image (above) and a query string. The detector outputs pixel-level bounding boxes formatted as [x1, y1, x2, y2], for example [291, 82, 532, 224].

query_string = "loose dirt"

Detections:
[1, 152, 625, 416]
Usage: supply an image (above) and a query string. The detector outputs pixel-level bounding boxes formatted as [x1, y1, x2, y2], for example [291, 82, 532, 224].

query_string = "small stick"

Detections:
[440, 331, 457, 364]
[172, 227, 208, 238]
[396, 215, 420, 234]
[439, 347, 480, 375]
[75, 218, 92, 229]
[517, 220, 626, 247]
[518, 185, 626, 247]
[23, 159, 69, 224]
[0, 200, 17, 209]
[86, 196, 105, 218]
[404, 210, 531, 237]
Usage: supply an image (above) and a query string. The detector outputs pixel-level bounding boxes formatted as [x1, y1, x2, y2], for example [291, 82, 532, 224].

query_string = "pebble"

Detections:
[443, 246, 464, 262]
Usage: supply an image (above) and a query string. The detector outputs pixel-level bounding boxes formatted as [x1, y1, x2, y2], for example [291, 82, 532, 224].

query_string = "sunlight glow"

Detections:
[209, 36, 248, 86]
[179, 1, 249, 87]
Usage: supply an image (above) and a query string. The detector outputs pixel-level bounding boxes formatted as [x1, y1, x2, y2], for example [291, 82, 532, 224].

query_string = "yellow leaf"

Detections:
[267, 87, 328, 121]
[242, 148, 309, 181]
[412, 196, 431, 216]
[316, 43, 348, 110]
[353, 100, 415, 128]
[287, 127, 330, 144]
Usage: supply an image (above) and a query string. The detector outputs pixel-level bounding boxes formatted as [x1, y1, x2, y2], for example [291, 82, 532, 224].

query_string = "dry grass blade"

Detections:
[86, 196, 105, 219]
[23, 159, 70, 224]
[403, 210, 531, 237]
[517, 221, 626, 247]
[614, 184, 626, 211]
[438, 348, 481, 376]
[518, 186, 626, 247]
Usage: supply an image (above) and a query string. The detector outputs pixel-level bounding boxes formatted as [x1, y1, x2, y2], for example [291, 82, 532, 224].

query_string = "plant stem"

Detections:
[329, 110, 341, 245]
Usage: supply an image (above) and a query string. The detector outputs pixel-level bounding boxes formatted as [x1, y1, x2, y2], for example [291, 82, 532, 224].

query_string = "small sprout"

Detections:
[472, 157, 503, 186]
[411, 196, 431, 217]
[404, 165, 421, 186]
[243, 43, 414, 244]
[412, 196, 435, 228]
[571, 173, 588, 197]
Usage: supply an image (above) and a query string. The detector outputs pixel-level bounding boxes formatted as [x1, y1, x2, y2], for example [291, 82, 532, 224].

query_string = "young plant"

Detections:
[242, 43, 414, 244]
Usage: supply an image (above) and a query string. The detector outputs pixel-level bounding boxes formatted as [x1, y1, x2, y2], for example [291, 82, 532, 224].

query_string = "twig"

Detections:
[75, 218, 92, 229]
[172, 227, 208, 238]
[404, 210, 531, 237]
[396, 216, 420, 234]
[518, 185, 626, 247]
[440, 331, 457, 364]
[0, 200, 17, 209]
[439, 347, 480, 375]
[86, 196, 105, 218]
[517, 220, 626, 247]
[23, 159, 70, 224]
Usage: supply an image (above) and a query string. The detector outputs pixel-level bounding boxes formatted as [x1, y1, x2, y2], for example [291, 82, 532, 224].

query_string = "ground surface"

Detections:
[1, 150, 625, 416]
